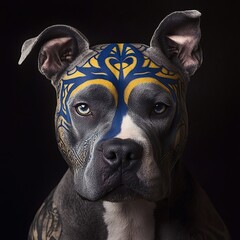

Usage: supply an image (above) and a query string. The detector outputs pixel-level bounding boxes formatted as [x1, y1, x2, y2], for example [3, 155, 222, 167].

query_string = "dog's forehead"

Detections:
[59, 43, 180, 111]
[63, 43, 179, 93]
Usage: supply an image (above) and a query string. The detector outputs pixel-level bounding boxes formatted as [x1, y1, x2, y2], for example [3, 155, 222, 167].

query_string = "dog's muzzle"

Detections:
[74, 138, 145, 201]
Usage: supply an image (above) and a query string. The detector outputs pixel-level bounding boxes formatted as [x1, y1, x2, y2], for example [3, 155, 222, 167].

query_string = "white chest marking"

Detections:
[103, 200, 156, 240]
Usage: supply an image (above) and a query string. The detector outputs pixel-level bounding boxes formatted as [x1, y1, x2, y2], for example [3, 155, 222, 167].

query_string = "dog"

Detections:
[19, 10, 231, 240]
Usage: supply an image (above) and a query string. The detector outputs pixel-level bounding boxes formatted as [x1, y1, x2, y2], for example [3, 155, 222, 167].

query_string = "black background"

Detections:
[1, 1, 239, 239]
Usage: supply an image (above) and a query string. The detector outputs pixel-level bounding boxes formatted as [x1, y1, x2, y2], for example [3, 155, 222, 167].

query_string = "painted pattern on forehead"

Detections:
[56, 43, 180, 133]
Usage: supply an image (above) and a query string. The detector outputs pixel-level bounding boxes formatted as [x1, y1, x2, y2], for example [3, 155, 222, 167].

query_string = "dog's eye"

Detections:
[154, 102, 168, 114]
[75, 103, 92, 116]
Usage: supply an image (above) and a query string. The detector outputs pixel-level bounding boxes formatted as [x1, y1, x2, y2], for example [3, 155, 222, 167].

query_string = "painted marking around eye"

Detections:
[124, 77, 171, 104]
[69, 79, 118, 106]
[57, 43, 180, 129]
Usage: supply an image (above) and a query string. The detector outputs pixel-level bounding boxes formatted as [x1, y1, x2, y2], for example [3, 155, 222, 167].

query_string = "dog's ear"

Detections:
[18, 25, 89, 83]
[150, 10, 202, 77]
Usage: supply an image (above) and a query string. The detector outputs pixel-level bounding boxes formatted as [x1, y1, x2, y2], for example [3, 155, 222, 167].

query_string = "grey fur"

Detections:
[20, 10, 231, 240]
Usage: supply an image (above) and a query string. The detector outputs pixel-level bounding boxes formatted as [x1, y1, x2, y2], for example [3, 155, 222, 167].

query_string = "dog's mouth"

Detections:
[74, 137, 169, 202]
[101, 184, 141, 202]
[78, 179, 157, 203]
[77, 184, 137, 202]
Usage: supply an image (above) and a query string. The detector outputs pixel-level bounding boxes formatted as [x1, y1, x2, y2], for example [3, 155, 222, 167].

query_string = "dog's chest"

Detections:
[103, 200, 156, 240]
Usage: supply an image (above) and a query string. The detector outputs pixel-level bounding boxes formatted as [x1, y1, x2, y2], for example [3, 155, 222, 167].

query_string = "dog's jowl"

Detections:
[19, 10, 231, 240]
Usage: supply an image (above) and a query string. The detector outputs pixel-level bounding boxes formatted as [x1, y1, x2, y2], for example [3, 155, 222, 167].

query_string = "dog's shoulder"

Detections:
[28, 189, 62, 240]
[187, 176, 232, 239]
[156, 168, 232, 239]
[165, 171, 231, 240]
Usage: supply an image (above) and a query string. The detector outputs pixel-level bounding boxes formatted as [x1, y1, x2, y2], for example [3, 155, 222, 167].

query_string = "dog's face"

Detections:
[19, 10, 202, 202]
[56, 43, 185, 201]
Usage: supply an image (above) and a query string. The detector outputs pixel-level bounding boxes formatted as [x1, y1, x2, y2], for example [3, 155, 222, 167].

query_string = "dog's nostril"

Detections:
[126, 152, 138, 161]
[105, 151, 117, 160]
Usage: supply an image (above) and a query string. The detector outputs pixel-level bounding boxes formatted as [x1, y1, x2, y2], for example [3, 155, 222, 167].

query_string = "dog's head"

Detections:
[19, 10, 202, 202]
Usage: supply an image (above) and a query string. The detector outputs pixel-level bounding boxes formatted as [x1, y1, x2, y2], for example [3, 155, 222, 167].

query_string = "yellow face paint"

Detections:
[57, 44, 179, 127]
[70, 79, 118, 106]
[124, 77, 171, 104]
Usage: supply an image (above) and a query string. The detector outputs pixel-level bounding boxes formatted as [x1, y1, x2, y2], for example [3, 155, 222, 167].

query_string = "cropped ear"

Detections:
[150, 10, 202, 77]
[18, 25, 90, 82]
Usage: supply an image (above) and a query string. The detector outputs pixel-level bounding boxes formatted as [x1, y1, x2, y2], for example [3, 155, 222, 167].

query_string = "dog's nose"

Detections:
[100, 138, 143, 168]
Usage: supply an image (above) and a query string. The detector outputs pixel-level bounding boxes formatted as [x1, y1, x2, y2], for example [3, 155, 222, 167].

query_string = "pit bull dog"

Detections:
[19, 10, 231, 240]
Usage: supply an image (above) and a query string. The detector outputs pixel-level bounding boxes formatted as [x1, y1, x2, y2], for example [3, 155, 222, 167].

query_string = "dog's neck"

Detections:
[101, 162, 189, 240]
[54, 161, 191, 236]
[103, 200, 156, 240]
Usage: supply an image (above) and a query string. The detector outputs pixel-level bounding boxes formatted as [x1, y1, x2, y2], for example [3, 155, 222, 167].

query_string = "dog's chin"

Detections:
[79, 185, 159, 203]
[101, 185, 141, 202]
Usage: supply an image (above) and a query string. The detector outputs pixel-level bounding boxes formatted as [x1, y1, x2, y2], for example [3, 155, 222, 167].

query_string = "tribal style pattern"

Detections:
[56, 43, 180, 130]
[28, 191, 62, 240]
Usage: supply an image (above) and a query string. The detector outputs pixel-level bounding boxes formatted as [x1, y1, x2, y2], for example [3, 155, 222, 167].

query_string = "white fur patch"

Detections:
[103, 200, 156, 240]
[116, 114, 145, 141]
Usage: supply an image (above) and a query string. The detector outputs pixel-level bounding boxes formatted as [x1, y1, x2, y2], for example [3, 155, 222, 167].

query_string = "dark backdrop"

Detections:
[2, 1, 239, 239]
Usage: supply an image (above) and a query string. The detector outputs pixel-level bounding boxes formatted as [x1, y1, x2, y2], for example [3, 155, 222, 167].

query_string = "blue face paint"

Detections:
[57, 43, 180, 137]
